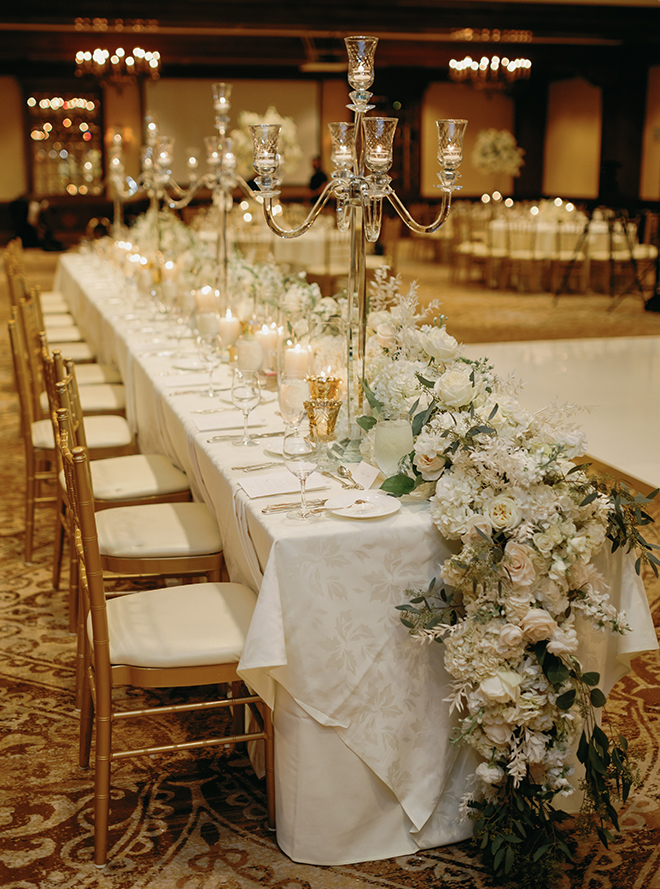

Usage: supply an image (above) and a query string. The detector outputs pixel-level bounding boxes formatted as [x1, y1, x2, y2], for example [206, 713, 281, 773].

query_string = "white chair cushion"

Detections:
[31, 418, 55, 450]
[41, 383, 126, 415]
[84, 454, 189, 500]
[96, 501, 222, 558]
[41, 297, 70, 313]
[84, 414, 134, 449]
[75, 363, 122, 385]
[57, 342, 95, 362]
[44, 312, 75, 327]
[44, 325, 84, 343]
[102, 582, 257, 668]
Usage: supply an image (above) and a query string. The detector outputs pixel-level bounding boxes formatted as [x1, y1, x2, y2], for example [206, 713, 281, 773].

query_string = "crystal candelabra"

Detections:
[164, 83, 259, 311]
[249, 35, 467, 458]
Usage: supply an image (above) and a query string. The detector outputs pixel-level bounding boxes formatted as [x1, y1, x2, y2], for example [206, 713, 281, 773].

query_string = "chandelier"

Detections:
[449, 54, 531, 90]
[75, 46, 161, 84]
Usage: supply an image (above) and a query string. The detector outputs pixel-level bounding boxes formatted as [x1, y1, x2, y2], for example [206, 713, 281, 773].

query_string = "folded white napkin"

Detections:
[239, 469, 327, 499]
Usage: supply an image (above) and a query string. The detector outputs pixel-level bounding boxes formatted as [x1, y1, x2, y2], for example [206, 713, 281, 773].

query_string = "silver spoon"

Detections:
[337, 465, 364, 489]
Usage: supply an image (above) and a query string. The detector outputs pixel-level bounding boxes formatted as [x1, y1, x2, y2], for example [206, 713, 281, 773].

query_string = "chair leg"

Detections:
[24, 447, 36, 563]
[264, 705, 275, 830]
[78, 665, 94, 768]
[93, 713, 112, 867]
[53, 497, 66, 590]
[75, 586, 86, 710]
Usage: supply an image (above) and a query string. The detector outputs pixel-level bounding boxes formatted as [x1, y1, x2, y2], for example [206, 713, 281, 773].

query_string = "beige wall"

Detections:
[640, 66, 660, 201]
[0, 77, 28, 200]
[421, 83, 514, 198]
[102, 82, 143, 184]
[543, 77, 601, 199]
[144, 78, 320, 186]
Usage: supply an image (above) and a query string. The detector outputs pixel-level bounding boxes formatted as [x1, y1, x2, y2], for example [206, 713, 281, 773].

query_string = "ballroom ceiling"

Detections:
[1, 1, 659, 83]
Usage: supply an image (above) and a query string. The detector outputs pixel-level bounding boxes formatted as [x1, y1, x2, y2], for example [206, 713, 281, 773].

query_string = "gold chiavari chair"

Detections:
[60, 433, 274, 868]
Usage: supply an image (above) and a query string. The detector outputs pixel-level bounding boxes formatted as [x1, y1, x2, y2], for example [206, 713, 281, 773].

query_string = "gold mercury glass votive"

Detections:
[307, 375, 342, 401]
[304, 399, 342, 442]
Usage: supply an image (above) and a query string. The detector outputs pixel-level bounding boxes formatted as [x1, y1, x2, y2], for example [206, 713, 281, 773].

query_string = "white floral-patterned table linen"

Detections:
[53, 251, 658, 865]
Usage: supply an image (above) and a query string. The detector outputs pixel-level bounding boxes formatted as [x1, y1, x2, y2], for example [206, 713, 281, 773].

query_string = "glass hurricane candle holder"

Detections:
[345, 35, 378, 91]
[362, 117, 397, 174]
[305, 398, 342, 470]
[436, 119, 468, 191]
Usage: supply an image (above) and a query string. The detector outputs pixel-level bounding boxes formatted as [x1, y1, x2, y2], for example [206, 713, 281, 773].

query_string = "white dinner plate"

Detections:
[172, 357, 206, 371]
[264, 442, 284, 457]
[324, 490, 401, 519]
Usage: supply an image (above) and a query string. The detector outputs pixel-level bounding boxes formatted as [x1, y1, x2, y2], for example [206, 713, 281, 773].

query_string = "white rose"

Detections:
[485, 494, 522, 531]
[433, 366, 476, 409]
[496, 623, 524, 653]
[503, 541, 536, 587]
[476, 762, 506, 785]
[417, 326, 459, 363]
[482, 719, 512, 746]
[368, 309, 391, 331]
[377, 322, 398, 349]
[479, 669, 522, 703]
[521, 608, 558, 643]
[461, 513, 494, 544]
[413, 451, 446, 481]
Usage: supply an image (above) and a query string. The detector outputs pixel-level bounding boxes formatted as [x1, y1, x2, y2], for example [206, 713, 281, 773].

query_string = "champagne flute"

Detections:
[278, 374, 309, 429]
[282, 429, 318, 520]
[231, 368, 261, 446]
[196, 333, 223, 397]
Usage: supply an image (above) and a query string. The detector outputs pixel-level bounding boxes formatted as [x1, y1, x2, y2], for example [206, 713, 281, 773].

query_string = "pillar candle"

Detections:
[217, 311, 241, 347]
[284, 344, 311, 378]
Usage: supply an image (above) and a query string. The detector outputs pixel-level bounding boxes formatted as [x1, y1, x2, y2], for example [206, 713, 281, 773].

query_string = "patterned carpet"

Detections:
[2, 249, 660, 888]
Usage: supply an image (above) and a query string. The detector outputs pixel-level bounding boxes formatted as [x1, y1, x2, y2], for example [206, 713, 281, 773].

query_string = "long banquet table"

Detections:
[55, 251, 658, 865]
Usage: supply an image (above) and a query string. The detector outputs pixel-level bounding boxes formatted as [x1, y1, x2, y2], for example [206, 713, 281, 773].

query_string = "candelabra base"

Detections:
[332, 437, 363, 465]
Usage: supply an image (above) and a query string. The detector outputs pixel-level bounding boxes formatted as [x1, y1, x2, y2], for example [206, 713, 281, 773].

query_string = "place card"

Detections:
[238, 469, 327, 499]
[343, 461, 381, 489]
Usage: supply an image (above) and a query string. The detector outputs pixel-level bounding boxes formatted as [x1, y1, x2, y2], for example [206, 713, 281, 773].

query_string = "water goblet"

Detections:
[231, 368, 261, 447]
[278, 374, 309, 429]
[196, 333, 223, 397]
[282, 430, 318, 520]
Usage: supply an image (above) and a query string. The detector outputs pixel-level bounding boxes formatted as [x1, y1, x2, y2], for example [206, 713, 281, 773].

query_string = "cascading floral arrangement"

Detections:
[471, 128, 525, 177]
[359, 273, 657, 888]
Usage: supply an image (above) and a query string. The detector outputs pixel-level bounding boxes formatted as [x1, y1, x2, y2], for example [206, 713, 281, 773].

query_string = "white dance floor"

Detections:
[463, 336, 660, 493]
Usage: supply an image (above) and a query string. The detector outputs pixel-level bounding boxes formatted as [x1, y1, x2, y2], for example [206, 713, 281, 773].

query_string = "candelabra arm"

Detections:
[260, 180, 336, 239]
[386, 188, 453, 235]
[166, 173, 216, 210]
[234, 174, 260, 202]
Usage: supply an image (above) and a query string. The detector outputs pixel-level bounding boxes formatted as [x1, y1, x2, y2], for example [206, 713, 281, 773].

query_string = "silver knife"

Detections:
[262, 498, 327, 514]
[207, 430, 285, 442]
[232, 462, 282, 471]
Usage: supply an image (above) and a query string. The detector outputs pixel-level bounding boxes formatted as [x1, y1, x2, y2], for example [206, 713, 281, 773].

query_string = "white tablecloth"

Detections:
[55, 252, 658, 865]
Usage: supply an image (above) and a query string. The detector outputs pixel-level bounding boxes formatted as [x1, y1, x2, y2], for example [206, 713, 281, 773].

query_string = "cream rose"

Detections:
[368, 309, 392, 331]
[417, 326, 459, 363]
[413, 450, 446, 481]
[503, 541, 536, 586]
[521, 608, 558, 642]
[485, 494, 522, 531]
[476, 762, 506, 785]
[461, 513, 494, 544]
[479, 669, 522, 703]
[433, 366, 476, 409]
[376, 322, 397, 349]
[496, 623, 524, 653]
[482, 719, 512, 746]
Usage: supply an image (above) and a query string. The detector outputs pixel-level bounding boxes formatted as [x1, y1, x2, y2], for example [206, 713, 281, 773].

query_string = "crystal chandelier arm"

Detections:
[260, 180, 336, 239]
[386, 189, 452, 235]
[234, 175, 261, 202]
[166, 173, 216, 209]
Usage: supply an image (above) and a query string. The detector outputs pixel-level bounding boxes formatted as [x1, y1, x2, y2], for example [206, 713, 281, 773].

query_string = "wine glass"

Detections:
[195, 333, 223, 397]
[282, 429, 318, 520]
[278, 374, 309, 429]
[231, 368, 261, 446]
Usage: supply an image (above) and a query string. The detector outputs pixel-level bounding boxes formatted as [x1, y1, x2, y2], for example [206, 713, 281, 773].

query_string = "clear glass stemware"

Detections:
[278, 374, 309, 429]
[282, 429, 318, 520]
[231, 368, 261, 446]
[196, 333, 223, 397]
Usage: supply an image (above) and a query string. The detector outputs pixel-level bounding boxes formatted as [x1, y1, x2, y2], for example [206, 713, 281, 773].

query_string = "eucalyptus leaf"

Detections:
[380, 475, 415, 496]
[356, 415, 377, 432]
[590, 687, 607, 708]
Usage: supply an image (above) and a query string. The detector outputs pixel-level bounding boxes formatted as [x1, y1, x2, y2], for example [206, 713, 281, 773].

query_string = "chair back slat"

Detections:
[8, 315, 38, 440]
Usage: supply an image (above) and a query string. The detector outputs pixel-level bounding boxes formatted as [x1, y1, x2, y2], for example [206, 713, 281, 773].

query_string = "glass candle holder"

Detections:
[307, 375, 342, 400]
[345, 36, 379, 90]
[436, 119, 468, 170]
[249, 124, 281, 175]
[362, 118, 398, 174]
[329, 122, 355, 171]
[212, 81, 232, 113]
